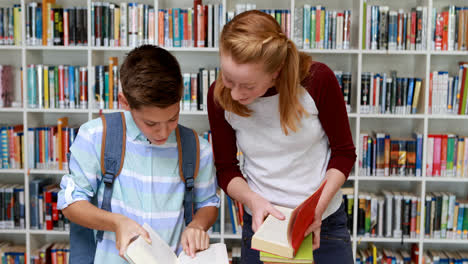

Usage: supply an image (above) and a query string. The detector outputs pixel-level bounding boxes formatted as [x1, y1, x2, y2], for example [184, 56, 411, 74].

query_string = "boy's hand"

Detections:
[113, 214, 151, 260]
[181, 225, 210, 258]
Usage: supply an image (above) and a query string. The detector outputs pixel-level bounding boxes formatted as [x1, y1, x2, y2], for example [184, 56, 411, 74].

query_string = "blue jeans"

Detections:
[240, 203, 353, 264]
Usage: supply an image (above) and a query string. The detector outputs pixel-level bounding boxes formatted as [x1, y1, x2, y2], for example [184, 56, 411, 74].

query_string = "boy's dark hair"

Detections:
[120, 45, 183, 109]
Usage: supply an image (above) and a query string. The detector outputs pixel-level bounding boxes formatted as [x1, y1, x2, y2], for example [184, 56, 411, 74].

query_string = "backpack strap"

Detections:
[96, 112, 126, 242]
[175, 124, 200, 226]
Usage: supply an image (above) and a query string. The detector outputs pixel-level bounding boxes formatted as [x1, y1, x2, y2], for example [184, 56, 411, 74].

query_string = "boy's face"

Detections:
[119, 93, 180, 145]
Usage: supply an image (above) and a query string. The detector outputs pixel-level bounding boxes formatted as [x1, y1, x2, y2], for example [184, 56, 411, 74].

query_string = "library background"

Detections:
[0, 0, 467, 263]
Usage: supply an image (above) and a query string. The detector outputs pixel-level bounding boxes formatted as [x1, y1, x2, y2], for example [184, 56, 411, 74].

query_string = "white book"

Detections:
[214, 4, 219, 48]
[202, 69, 209, 111]
[125, 223, 229, 264]
[121, 3, 127, 47]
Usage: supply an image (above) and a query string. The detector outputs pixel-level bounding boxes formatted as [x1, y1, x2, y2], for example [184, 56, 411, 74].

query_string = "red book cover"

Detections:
[442, 11, 449, 50]
[44, 187, 54, 230]
[204, 5, 208, 46]
[183, 10, 188, 47]
[458, 67, 467, 115]
[411, 11, 416, 47]
[287, 180, 327, 255]
[440, 134, 448, 176]
[193, 0, 201, 47]
[58, 66, 65, 106]
[433, 135, 442, 177]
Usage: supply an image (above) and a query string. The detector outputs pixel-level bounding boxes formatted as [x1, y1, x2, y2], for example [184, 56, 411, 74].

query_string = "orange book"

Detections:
[251, 180, 327, 258]
[108, 57, 118, 109]
[57, 117, 68, 170]
[158, 10, 164, 46]
[42, 0, 56, 45]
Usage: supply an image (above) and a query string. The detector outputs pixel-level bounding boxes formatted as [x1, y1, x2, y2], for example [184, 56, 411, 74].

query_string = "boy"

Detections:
[57, 45, 220, 263]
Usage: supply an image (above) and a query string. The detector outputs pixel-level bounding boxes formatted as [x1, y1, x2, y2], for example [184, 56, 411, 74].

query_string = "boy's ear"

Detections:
[118, 92, 130, 111]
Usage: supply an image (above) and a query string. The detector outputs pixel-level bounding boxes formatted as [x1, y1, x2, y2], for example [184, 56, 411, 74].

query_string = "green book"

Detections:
[362, 0, 367, 49]
[260, 234, 313, 264]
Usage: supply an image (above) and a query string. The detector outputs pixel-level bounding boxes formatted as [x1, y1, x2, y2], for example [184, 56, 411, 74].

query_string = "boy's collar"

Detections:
[124, 111, 145, 141]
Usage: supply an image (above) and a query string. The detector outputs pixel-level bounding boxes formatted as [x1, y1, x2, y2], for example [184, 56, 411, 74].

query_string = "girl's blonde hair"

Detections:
[214, 10, 313, 135]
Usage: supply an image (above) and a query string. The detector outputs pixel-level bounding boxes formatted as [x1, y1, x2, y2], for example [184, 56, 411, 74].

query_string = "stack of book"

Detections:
[26, 64, 89, 109]
[0, 5, 22, 46]
[362, 3, 428, 51]
[429, 62, 468, 115]
[360, 71, 423, 115]
[0, 243, 25, 264]
[0, 184, 25, 229]
[30, 243, 70, 264]
[431, 6, 468, 51]
[294, 6, 351, 50]
[0, 125, 24, 169]
[359, 132, 423, 177]
[426, 133, 468, 178]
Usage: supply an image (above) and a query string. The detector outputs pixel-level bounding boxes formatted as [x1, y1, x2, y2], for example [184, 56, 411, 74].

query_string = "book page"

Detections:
[251, 206, 294, 257]
[178, 243, 229, 264]
[125, 223, 178, 264]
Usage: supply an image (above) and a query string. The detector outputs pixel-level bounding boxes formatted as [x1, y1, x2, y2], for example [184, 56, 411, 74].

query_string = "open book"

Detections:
[251, 180, 327, 259]
[125, 223, 229, 264]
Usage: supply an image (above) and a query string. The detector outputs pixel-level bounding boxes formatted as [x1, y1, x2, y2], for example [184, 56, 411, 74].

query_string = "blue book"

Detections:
[324, 11, 329, 49]
[407, 78, 415, 114]
[36, 6, 42, 42]
[226, 196, 236, 234]
[0, 127, 8, 168]
[172, 8, 181, 47]
[413, 133, 423, 177]
[69, 66, 75, 108]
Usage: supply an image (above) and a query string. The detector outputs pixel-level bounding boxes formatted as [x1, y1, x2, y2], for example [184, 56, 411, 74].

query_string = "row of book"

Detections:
[25, 2, 87, 46]
[429, 63, 468, 115]
[359, 133, 423, 177]
[344, 189, 424, 238]
[0, 243, 25, 264]
[0, 125, 23, 169]
[432, 6, 468, 51]
[27, 118, 77, 171]
[360, 72, 423, 115]
[158, 3, 223, 48]
[356, 244, 419, 264]
[30, 179, 69, 231]
[425, 192, 468, 240]
[293, 6, 352, 50]
[426, 134, 468, 178]
[227, 4, 290, 38]
[91, 2, 152, 47]
[27, 64, 89, 109]
[226, 196, 244, 235]
[0, 65, 14, 108]
[181, 68, 218, 112]
[342, 188, 468, 240]
[363, 5, 428, 51]
[0, 5, 21, 46]
[31, 243, 69, 264]
[94, 57, 120, 110]
[0, 184, 25, 229]
[334, 71, 352, 113]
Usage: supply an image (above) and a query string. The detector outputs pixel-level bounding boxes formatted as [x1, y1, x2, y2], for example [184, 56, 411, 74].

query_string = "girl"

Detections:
[207, 10, 356, 263]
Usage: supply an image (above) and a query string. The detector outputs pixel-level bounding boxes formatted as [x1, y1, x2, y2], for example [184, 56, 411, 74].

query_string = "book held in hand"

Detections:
[125, 223, 229, 264]
[251, 180, 327, 259]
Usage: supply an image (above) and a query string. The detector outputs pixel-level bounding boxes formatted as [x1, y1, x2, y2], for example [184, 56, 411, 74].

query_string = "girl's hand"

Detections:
[304, 210, 323, 250]
[247, 192, 285, 232]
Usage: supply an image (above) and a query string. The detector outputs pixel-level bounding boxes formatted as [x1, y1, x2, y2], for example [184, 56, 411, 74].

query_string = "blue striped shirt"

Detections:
[57, 111, 219, 264]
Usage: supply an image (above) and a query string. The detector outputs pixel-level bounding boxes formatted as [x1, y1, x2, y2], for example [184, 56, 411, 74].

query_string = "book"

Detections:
[124, 223, 229, 264]
[259, 234, 313, 263]
[251, 180, 327, 259]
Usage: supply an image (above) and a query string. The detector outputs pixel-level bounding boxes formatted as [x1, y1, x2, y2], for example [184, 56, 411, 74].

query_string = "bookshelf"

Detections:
[0, 0, 467, 263]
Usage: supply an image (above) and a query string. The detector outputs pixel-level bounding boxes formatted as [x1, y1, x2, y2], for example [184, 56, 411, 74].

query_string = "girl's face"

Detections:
[220, 54, 277, 105]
